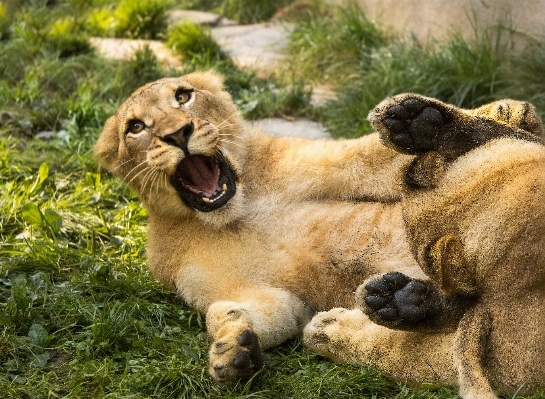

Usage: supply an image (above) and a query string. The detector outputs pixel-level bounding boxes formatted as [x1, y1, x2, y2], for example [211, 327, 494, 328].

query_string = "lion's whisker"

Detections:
[217, 123, 237, 129]
[219, 138, 243, 148]
[147, 169, 159, 201]
[219, 132, 243, 142]
[153, 171, 161, 196]
[216, 111, 240, 129]
[141, 167, 157, 194]
[126, 165, 151, 186]
[122, 160, 148, 183]
[112, 157, 137, 172]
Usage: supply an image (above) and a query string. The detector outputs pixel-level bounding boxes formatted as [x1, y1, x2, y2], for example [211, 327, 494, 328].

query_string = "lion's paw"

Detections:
[303, 308, 367, 363]
[370, 94, 448, 154]
[357, 272, 440, 330]
[209, 329, 263, 384]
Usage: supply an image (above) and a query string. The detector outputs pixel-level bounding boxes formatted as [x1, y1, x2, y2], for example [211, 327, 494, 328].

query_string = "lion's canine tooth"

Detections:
[202, 197, 211, 203]
[222, 184, 227, 191]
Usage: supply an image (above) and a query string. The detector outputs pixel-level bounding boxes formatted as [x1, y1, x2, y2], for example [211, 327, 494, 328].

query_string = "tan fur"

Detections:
[304, 94, 545, 398]
[94, 70, 425, 383]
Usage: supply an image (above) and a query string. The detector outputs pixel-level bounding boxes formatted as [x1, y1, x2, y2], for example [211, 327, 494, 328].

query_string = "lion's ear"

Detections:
[94, 115, 120, 169]
[183, 69, 225, 93]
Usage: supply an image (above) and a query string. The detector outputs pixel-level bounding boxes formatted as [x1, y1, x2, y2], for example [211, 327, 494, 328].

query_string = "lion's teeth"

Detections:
[222, 184, 227, 191]
[202, 197, 211, 203]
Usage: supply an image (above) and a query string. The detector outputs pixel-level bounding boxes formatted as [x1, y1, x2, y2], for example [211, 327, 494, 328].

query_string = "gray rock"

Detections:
[211, 23, 292, 76]
[89, 37, 181, 69]
[167, 10, 223, 26]
[252, 118, 331, 140]
[35, 131, 55, 140]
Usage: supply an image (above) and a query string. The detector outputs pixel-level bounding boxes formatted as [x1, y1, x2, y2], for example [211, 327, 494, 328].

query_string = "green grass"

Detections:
[2, 0, 545, 397]
[177, 0, 295, 24]
[284, 3, 545, 137]
[87, 0, 171, 39]
[0, 138, 458, 398]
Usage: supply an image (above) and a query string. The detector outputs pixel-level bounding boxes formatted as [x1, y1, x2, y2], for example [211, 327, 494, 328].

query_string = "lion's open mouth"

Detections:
[170, 153, 237, 212]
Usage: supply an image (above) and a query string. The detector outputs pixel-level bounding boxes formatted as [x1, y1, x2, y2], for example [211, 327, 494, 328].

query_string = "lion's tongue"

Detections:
[178, 155, 220, 197]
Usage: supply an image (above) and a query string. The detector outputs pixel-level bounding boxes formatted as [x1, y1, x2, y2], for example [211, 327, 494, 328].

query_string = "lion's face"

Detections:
[94, 71, 246, 223]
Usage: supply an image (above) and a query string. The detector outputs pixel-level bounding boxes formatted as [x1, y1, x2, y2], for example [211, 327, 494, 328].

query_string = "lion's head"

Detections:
[94, 70, 248, 226]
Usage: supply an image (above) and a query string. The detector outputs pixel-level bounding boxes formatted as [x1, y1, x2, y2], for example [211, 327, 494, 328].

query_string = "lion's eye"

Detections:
[128, 120, 145, 134]
[175, 89, 193, 105]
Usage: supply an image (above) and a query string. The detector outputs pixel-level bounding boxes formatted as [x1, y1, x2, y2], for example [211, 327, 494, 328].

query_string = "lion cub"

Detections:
[304, 94, 544, 398]
[94, 70, 421, 383]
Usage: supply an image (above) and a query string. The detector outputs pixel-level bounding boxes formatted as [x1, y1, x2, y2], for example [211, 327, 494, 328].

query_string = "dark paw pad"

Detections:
[363, 272, 433, 326]
[212, 330, 263, 384]
[234, 330, 263, 381]
[382, 98, 445, 153]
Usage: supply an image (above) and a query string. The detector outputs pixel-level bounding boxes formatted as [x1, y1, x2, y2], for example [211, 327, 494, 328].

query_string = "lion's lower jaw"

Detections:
[140, 182, 245, 227]
[196, 193, 246, 228]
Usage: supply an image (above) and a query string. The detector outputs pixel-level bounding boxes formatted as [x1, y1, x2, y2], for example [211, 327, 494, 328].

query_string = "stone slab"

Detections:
[167, 10, 234, 26]
[90, 37, 182, 69]
[211, 23, 292, 76]
[252, 118, 331, 140]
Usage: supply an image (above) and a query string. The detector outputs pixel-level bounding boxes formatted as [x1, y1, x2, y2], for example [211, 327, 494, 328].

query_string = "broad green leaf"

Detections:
[44, 208, 62, 234]
[38, 162, 49, 185]
[11, 278, 31, 311]
[30, 351, 50, 368]
[28, 323, 48, 347]
[86, 172, 100, 190]
[21, 203, 44, 227]
[182, 345, 200, 362]
[30, 162, 50, 194]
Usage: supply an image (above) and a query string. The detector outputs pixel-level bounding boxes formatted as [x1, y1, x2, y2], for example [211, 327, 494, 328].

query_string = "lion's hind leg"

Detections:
[303, 308, 457, 387]
[471, 99, 543, 137]
[368, 94, 542, 163]
[453, 305, 496, 399]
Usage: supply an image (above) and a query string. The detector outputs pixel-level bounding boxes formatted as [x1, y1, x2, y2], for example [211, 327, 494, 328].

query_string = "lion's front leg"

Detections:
[260, 133, 413, 203]
[205, 289, 311, 384]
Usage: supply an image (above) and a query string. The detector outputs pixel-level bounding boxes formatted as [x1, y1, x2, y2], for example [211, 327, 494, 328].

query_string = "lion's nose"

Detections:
[161, 122, 194, 155]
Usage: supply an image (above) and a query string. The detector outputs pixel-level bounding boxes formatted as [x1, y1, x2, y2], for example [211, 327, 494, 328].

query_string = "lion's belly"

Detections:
[147, 200, 420, 313]
[260, 201, 421, 311]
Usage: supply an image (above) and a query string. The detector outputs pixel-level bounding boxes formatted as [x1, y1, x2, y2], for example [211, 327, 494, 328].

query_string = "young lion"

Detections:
[304, 94, 544, 398]
[94, 70, 540, 386]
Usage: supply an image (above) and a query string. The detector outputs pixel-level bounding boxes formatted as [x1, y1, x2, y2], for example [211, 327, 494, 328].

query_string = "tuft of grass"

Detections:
[176, 0, 296, 24]
[319, 29, 511, 137]
[285, 1, 389, 84]
[88, 0, 171, 39]
[166, 21, 227, 61]
[219, 0, 293, 24]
